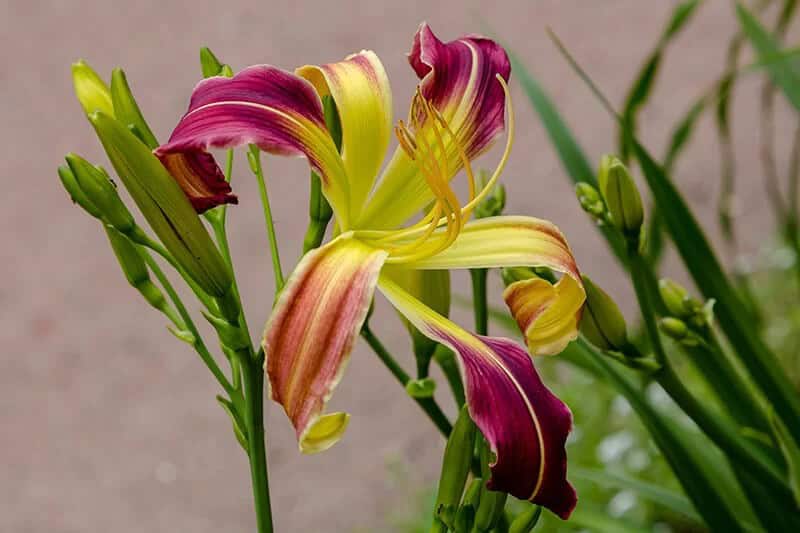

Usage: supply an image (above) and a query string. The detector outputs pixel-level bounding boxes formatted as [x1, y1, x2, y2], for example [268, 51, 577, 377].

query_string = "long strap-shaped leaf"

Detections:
[618, 0, 703, 162]
[508, 51, 628, 266]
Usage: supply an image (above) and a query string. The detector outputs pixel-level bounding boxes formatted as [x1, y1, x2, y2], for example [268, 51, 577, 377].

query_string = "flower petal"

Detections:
[395, 216, 584, 355]
[378, 276, 576, 519]
[159, 152, 237, 213]
[359, 24, 511, 229]
[263, 235, 387, 454]
[155, 65, 351, 226]
[297, 51, 393, 220]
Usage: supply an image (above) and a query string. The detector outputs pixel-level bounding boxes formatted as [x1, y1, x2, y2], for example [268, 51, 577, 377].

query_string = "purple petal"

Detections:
[379, 278, 576, 519]
[410, 23, 511, 159]
[155, 66, 348, 220]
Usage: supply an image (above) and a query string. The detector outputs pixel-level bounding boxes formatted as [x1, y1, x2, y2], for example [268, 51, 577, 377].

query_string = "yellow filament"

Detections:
[358, 75, 514, 263]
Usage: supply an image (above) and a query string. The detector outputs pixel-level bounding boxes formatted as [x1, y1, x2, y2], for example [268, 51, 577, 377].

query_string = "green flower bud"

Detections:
[435, 406, 476, 513]
[658, 278, 691, 318]
[598, 155, 644, 236]
[474, 438, 508, 531]
[200, 46, 224, 78]
[659, 317, 689, 340]
[475, 170, 506, 219]
[405, 377, 436, 399]
[110, 68, 158, 149]
[105, 226, 166, 310]
[72, 60, 113, 117]
[575, 181, 606, 218]
[88, 111, 232, 297]
[501, 266, 536, 287]
[65, 153, 134, 233]
[219, 64, 234, 78]
[57, 165, 102, 219]
[580, 275, 628, 351]
[509, 505, 543, 533]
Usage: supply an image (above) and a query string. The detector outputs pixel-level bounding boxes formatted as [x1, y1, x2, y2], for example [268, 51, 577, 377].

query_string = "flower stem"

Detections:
[143, 251, 234, 396]
[470, 269, 489, 335]
[249, 147, 285, 292]
[242, 349, 273, 533]
[361, 323, 452, 436]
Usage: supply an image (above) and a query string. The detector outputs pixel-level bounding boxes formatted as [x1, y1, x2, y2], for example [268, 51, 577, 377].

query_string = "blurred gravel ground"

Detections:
[2, 1, 795, 531]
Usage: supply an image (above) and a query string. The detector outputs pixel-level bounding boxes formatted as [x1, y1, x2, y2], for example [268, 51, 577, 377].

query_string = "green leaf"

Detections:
[618, 0, 703, 161]
[561, 505, 649, 533]
[737, 2, 800, 111]
[508, 51, 628, 266]
[546, 27, 800, 446]
[571, 467, 700, 523]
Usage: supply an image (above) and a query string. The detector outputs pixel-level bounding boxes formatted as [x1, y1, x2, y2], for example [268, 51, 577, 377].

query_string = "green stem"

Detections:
[249, 147, 285, 292]
[361, 324, 452, 437]
[470, 269, 489, 336]
[627, 247, 790, 498]
[144, 252, 234, 396]
[242, 350, 273, 533]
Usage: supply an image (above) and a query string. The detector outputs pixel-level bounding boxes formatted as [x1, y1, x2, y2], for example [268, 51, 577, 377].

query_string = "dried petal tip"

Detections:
[72, 60, 113, 117]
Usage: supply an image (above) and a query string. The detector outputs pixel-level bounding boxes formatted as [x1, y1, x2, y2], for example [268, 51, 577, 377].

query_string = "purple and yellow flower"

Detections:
[156, 24, 584, 519]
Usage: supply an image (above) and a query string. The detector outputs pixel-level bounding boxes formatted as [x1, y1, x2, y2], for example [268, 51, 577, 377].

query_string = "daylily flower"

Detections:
[156, 24, 584, 519]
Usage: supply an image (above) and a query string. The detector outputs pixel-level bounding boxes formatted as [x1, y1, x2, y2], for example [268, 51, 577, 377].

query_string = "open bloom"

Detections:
[156, 24, 584, 519]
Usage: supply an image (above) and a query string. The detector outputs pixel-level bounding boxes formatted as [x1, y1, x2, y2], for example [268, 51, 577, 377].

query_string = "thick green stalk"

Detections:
[361, 323, 452, 437]
[470, 269, 489, 336]
[627, 248, 790, 498]
[242, 350, 273, 533]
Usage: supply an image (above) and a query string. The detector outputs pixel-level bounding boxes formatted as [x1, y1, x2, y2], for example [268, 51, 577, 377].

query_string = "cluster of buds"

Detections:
[576, 155, 645, 246]
[658, 278, 715, 344]
[65, 60, 234, 306]
[474, 170, 506, 219]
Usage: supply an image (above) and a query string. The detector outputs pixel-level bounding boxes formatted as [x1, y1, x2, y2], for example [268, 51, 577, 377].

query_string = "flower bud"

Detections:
[200, 46, 224, 78]
[65, 153, 135, 233]
[579, 275, 628, 351]
[659, 317, 689, 340]
[509, 505, 543, 533]
[475, 170, 506, 219]
[110, 68, 158, 149]
[57, 165, 102, 219]
[435, 406, 476, 513]
[405, 377, 436, 399]
[501, 266, 536, 286]
[598, 155, 644, 236]
[658, 278, 691, 317]
[474, 438, 508, 531]
[104, 226, 166, 310]
[575, 182, 606, 218]
[72, 60, 114, 117]
[89, 111, 232, 297]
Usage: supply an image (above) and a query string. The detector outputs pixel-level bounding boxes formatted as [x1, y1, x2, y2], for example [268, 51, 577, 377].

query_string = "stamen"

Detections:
[361, 76, 514, 264]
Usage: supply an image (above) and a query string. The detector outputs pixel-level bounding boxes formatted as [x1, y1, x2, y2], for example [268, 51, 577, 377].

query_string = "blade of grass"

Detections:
[508, 50, 628, 266]
[618, 0, 703, 162]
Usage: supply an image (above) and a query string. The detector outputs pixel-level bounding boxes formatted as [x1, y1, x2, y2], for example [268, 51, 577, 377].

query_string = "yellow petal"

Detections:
[297, 51, 393, 220]
[263, 234, 387, 453]
[396, 216, 585, 356]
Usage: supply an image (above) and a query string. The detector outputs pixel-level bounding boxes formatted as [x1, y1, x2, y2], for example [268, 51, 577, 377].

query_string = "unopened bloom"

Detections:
[157, 24, 584, 518]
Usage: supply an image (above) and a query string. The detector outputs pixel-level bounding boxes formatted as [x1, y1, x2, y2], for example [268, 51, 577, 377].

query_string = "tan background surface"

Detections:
[2, 1, 795, 531]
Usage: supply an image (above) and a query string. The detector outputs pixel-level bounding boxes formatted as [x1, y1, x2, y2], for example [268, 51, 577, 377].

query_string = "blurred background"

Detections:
[3, 1, 798, 531]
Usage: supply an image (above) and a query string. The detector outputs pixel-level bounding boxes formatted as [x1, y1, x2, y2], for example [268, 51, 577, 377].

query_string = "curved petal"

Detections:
[359, 23, 511, 229]
[378, 276, 576, 519]
[394, 216, 584, 355]
[155, 65, 351, 226]
[159, 152, 237, 213]
[263, 235, 387, 453]
[297, 51, 393, 219]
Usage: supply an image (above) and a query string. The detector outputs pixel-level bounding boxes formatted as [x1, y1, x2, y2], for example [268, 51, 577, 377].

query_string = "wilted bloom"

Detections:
[157, 24, 584, 518]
